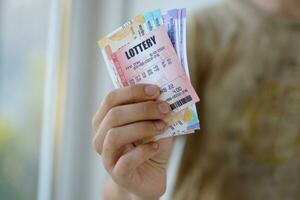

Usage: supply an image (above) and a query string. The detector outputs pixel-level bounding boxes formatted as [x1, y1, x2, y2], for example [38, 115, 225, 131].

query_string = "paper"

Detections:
[98, 8, 201, 140]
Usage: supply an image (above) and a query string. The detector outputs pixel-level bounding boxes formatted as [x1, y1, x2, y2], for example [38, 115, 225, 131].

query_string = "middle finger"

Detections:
[93, 101, 171, 155]
[101, 120, 167, 172]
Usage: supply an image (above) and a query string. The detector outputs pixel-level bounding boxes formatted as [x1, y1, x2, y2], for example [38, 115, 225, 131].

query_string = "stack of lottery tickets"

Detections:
[98, 9, 200, 141]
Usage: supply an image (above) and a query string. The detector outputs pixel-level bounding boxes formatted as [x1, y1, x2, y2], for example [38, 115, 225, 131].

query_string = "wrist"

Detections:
[102, 179, 131, 200]
[129, 193, 158, 200]
[103, 178, 159, 200]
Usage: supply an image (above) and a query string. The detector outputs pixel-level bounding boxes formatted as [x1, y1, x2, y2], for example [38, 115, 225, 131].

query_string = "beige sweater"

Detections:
[173, 0, 300, 199]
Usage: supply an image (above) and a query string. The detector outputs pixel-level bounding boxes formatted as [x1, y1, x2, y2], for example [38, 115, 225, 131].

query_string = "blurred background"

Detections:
[0, 0, 219, 200]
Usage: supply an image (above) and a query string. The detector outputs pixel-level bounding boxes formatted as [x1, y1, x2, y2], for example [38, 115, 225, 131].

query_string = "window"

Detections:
[0, 1, 218, 200]
[0, 0, 50, 199]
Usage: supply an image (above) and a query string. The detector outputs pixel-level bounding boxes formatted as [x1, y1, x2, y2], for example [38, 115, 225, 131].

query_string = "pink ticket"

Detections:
[111, 26, 199, 112]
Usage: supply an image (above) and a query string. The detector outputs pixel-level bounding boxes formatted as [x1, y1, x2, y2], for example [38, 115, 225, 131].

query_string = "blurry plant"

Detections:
[0, 119, 38, 200]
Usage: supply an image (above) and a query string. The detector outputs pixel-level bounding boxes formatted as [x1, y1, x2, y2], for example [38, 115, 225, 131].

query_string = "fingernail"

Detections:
[145, 85, 159, 96]
[154, 121, 166, 130]
[158, 102, 171, 114]
[152, 143, 159, 150]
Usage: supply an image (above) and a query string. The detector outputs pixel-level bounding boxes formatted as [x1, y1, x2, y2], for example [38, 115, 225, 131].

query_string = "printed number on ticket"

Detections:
[111, 26, 199, 112]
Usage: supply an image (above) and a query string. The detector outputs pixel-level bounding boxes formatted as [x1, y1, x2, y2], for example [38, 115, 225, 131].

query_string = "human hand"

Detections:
[92, 84, 173, 199]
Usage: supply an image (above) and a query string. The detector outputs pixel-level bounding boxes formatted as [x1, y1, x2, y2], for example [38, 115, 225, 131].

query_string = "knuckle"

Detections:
[102, 159, 113, 174]
[106, 107, 122, 124]
[103, 90, 117, 108]
[140, 101, 151, 114]
[140, 121, 157, 134]
[104, 128, 118, 148]
[92, 89, 119, 130]
[139, 143, 156, 156]
[91, 115, 99, 130]
[141, 101, 160, 116]
[128, 85, 142, 100]
[92, 135, 102, 155]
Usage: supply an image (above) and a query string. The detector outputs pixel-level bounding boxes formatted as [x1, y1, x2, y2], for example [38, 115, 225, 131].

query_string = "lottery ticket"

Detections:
[98, 15, 147, 87]
[98, 9, 200, 139]
[98, 13, 199, 135]
[145, 9, 200, 133]
[143, 9, 200, 133]
[98, 11, 199, 134]
[112, 26, 199, 111]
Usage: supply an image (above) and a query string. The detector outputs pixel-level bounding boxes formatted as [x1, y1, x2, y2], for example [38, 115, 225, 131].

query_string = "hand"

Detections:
[92, 84, 173, 199]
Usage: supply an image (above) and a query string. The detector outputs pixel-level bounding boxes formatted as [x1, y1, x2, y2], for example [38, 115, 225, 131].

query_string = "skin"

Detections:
[93, 1, 300, 200]
[92, 84, 173, 200]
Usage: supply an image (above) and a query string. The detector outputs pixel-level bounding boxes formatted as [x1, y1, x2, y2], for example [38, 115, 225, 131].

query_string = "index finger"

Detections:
[92, 84, 160, 130]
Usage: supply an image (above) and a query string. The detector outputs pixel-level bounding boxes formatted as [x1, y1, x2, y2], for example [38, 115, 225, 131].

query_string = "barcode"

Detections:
[170, 95, 192, 110]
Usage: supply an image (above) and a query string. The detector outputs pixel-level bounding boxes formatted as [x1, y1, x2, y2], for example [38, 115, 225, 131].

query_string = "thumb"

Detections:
[112, 142, 159, 181]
